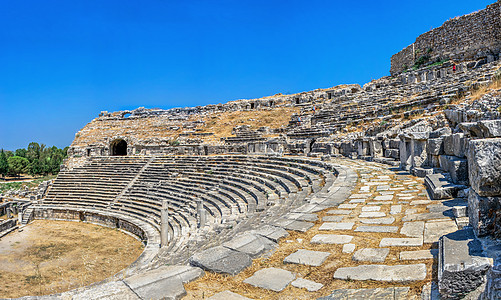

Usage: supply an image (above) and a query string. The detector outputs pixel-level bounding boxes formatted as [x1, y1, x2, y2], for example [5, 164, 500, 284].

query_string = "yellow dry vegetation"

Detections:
[0, 220, 143, 298]
[194, 107, 300, 140]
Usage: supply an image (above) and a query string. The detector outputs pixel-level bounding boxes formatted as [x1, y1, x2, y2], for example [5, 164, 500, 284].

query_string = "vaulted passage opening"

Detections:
[110, 139, 127, 156]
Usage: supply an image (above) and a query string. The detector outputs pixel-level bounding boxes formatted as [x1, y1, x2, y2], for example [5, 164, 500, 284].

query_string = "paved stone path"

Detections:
[185, 158, 464, 299]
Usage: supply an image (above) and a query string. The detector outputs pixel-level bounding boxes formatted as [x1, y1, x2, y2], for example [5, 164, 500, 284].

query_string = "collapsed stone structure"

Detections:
[2, 1, 501, 299]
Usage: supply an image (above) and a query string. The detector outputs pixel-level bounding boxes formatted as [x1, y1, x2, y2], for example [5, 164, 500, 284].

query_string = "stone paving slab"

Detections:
[250, 225, 289, 243]
[189, 246, 252, 275]
[342, 243, 356, 253]
[67, 280, 141, 300]
[243, 267, 295, 292]
[400, 221, 425, 238]
[390, 205, 402, 214]
[284, 212, 319, 222]
[399, 249, 438, 260]
[284, 249, 331, 266]
[338, 203, 357, 209]
[362, 206, 381, 212]
[359, 211, 386, 218]
[359, 216, 395, 224]
[208, 291, 253, 300]
[333, 264, 427, 282]
[319, 222, 354, 231]
[402, 212, 452, 222]
[291, 278, 323, 292]
[322, 215, 344, 222]
[124, 265, 204, 300]
[352, 248, 389, 262]
[274, 219, 314, 232]
[326, 209, 351, 215]
[311, 234, 353, 244]
[379, 237, 423, 247]
[349, 198, 366, 203]
[223, 233, 277, 258]
[374, 195, 393, 201]
[424, 220, 458, 243]
[355, 225, 399, 233]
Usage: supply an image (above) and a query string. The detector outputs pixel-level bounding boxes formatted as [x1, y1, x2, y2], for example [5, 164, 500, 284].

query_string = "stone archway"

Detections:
[110, 139, 127, 156]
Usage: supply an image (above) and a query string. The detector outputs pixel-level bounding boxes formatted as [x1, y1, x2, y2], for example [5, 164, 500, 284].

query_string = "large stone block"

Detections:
[443, 135, 454, 156]
[468, 190, 501, 237]
[478, 120, 501, 138]
[452, 133, 468, 158]
[439, 229, 492, 299]
[424, 173, 464, 200]
[428, 138, 444, 156]
[369, 140, 383, 157]
[468, 138, 501, 197]
[389, 139, 400, 149]
[439, 155, 468, 185]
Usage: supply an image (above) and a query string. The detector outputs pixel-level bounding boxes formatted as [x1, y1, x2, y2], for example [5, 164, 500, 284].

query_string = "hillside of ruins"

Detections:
[1, 1, 501, 299]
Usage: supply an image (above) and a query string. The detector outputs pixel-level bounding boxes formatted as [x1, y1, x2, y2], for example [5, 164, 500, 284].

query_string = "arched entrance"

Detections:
[110, 139, 127, 156]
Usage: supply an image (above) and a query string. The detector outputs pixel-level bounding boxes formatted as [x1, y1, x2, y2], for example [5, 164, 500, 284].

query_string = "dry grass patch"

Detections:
[0, 220, 143, 298]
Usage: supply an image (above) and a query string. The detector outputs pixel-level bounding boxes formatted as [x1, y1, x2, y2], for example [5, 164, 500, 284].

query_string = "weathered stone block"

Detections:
[444, 135, 454, 156]
[439, 155, 468, 185]
[452, 133, 468, 158]
[425, 173, 464, 200]
[439, 229, 492, 299]
[428, 138, 444, 155]
[468, 189, 501, 237]
[478, 120, 501, 138]
[468, 138, 501, 197]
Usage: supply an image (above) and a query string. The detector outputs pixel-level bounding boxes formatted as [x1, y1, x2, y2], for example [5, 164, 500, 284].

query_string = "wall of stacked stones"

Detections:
[391, 1, 501, 75]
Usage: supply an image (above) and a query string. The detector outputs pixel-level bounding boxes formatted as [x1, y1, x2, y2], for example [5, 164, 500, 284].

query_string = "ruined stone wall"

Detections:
[391, 1, 501, 75]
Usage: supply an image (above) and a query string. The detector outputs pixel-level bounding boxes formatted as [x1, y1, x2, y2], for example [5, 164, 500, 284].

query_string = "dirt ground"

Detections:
[0, 220, 144, 298]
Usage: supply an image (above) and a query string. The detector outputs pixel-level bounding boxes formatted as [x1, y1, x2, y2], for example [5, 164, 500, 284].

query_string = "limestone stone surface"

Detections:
[223, 233, 277, 258]
[326, 209, 351, 215]
[311, 234, 353, 244]
[334, 264, 427, 282]
[208, 291, 253, 300]
[274, 219, 314, 232]
[360, 216, 395, 224]
[124, 265, 204, 300]
[399, 249, 437, 260]
[400, 221, 425, 237]
[424, 220, 458, 244]
[390, 205, 402, 214]
[319, 222, 354, 231]
[318, 287, 410, 299]
[189, 246, 252, 275]
[355, 225, 399, 233]
[359, 211, 386, 218]
[374, 195, 393, 201]
[284, 249, 330, 266]
[379, 237, 423, 247]
[322, 215, 344, 222]
[342, 243, 356, 253]
[291, 278, 324, 292]
[251, 225, 289, 243]
[243, 268, 295, 292]
[352, 248, 389, 262]
[338, 204, 357, 209]
[468, 138, 501, 196]
[362, 206, 381, 212]
[439, 229, 493, 298]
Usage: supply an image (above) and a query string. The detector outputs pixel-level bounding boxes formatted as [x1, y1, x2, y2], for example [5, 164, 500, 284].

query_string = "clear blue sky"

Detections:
[0, 0, 494, 151]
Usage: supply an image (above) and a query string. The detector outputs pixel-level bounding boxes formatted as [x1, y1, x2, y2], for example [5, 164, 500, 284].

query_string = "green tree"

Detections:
[15, 148, 27, 158]
[8, 156, 29, 177]
[0, 150, 8, 178]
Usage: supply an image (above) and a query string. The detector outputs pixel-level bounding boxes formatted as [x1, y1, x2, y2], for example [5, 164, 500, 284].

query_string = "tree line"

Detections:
[0, 143, 68, 178]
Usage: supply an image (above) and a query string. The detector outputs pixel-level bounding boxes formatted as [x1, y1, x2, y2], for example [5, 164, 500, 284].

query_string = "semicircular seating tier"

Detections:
[38, 155, 337, 261]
